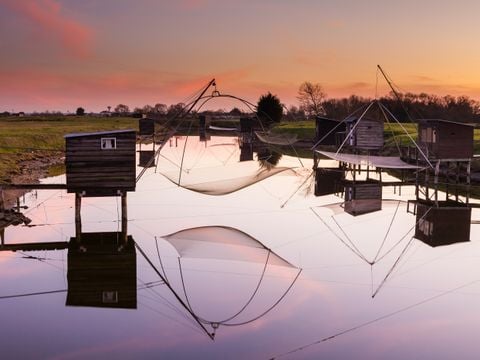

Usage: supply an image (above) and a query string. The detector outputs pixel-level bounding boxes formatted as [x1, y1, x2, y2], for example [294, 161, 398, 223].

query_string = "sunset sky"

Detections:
[2, 0, 480, 112]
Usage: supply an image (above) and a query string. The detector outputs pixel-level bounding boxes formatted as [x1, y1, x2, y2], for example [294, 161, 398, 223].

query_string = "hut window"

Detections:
[102, 290, 119, 303]
[422, 127, 435, 143]
[101, 137, 117, 149]
[418, 218, 433, 236]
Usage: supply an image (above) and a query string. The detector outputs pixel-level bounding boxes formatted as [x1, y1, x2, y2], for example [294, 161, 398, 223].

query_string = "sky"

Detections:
[2, 0, 480, 113]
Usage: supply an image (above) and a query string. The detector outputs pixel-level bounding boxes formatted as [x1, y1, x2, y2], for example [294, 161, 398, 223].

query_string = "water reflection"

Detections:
[66, 232, 137, 309]
[1, 135, 480, 359]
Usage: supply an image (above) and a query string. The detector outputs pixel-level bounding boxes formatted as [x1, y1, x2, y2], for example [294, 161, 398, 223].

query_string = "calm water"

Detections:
[2, 135, 480, 359]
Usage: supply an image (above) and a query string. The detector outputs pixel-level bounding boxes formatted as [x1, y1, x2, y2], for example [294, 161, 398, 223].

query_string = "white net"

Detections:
[163, 226, 296, 267]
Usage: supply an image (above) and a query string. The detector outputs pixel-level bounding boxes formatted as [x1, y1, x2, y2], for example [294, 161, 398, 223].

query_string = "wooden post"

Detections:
[121, 192, 128, 244]
[75, 192, 82, 242]
[455, 161, 460, 202]
[434, 160, 440, 205]
[467, 160, 471, 205]
[0, 187, 5, 215]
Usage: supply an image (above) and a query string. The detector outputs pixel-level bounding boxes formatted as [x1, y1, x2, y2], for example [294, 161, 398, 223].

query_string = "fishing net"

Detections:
[255, 131, 298, 145]
[163, 226, 296, 267]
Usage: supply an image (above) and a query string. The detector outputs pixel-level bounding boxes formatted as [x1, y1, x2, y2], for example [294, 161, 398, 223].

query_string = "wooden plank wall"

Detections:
[353, 119, 384, 150]
[66, 132, 136, 196]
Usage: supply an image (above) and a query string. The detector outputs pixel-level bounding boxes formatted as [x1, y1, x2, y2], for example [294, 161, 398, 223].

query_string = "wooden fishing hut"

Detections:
[65, 129, 136, 243]
[343, 116, 384, 151]
[344, 179, 382, 216]
[138, 115, 155, 137]
[414, 201, 471, 247]
[66, 232, 137, 309]
[315, 116, 346, 146]
[138, 150, 156, 168]
[314, 168, 344, 196]
[408, 119, 474, 205]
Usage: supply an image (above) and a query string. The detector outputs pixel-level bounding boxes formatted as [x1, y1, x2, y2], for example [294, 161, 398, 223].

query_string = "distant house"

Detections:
[65, 129, 136, 196]
[417, 119, 473, 160]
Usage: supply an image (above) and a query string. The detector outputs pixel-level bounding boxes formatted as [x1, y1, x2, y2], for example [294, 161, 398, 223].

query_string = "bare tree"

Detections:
[297, 82, 327, 118]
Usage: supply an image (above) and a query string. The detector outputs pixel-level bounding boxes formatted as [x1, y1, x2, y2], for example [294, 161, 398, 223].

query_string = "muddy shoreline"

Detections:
[2, 153, 64, 208]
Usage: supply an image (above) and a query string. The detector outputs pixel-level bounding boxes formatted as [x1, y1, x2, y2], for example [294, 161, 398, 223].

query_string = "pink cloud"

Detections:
[0, 0, 93, 58]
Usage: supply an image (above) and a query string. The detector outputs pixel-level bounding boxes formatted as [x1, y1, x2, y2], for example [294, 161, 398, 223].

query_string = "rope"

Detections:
[310, 208, 369, 264]
[154, 236, 170, 284]
[372, 206, 434, 297]
[373, 200, 401, 262]
[378, 102, 433, 169]
[177, 251, 274, 326]
[269, 278, 480, 359]
[222, 268, 302, 326]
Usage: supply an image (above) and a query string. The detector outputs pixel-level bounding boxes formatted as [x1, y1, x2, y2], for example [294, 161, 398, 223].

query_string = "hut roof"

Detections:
[64, 129, 136, 139]
[416, 119, 474, 127]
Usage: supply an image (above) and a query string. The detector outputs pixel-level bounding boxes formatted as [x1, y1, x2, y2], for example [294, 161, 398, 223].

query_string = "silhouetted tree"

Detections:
[257, 92, 283, 126]
[76, 107, 85, 116]
[153, 103, 167, 114]
[114, 104, 130, 114]
[229, 107, 243, 116]
[297, 82, 326, 118]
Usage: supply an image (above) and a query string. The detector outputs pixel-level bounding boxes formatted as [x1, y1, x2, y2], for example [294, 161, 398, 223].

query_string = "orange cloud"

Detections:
[0, 0, 93, 58]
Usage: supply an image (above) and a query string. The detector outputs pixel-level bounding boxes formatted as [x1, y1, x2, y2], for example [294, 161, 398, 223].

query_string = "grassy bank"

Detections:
[0, 115, 137, 182]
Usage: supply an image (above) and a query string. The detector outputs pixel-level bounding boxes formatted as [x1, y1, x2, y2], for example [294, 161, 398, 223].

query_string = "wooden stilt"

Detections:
[121, 193, 128, 244]
[75, 192, 82, 242]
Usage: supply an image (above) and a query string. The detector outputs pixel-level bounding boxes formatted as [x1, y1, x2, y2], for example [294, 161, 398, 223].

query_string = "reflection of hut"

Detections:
[240, 142, 253, 162]
[344, 180, 382, 216]
[414, 201, 471, 247]
[199, 115, 208, 141]
[417, 119, 473, 160]
[315, 117, 346, 146]
[66, 232, 137, 309]
[314, 168, 343, 196]
[240, 117, 255, 144]
[344, 116, 384, 151]
[138, 150, 156, 168]
[138, 116, 155, 136]
[65, 130, 136, 197]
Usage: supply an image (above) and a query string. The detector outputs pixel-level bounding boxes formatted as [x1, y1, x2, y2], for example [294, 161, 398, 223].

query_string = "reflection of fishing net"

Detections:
[160, 163, 296, 195]
[156, 136, 298, 195]
[311, 200, 427, 297]
[164, 226, 295, 267]
[255, 131, 298, 145]
[161, 226, 301, 334]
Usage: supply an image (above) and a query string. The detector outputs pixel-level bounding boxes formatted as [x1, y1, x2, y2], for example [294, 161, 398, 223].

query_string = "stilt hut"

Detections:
[138, 150, 156, 168]
[414, 201, 471, 247]
[315, 116, 346, 146]
[65, 129, 136, 197]
[314, 168, 344, 196]
[66, 232, 137, 309]
[138, 115, 155, 136]
[417, 119, 473, 160]
[344, 179, 382, 216]
[344, 116, 384, 151]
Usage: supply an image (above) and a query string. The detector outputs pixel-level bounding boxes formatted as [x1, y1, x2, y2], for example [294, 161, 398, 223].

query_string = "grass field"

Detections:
[0, 115, 137, 181]
[1, 115, 480, 182]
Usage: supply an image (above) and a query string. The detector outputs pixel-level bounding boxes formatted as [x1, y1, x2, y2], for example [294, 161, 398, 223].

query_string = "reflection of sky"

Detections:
[2, 136, 480, 359]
